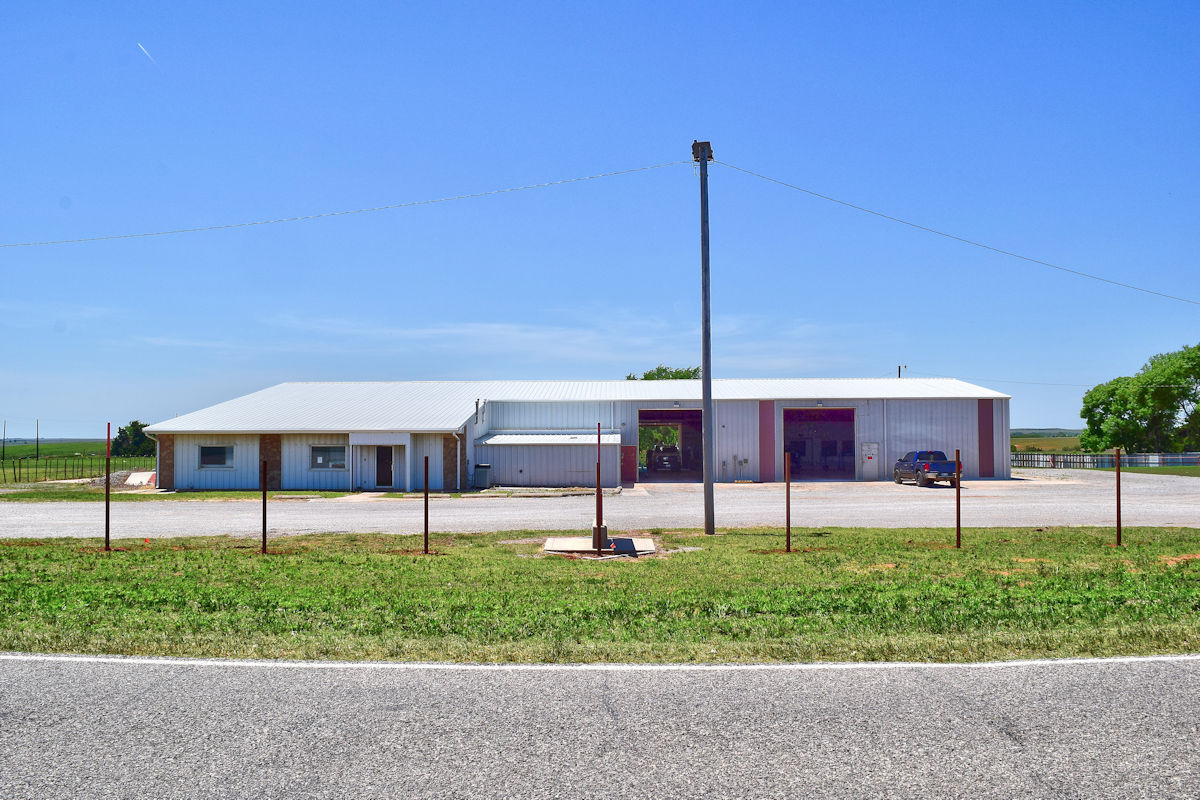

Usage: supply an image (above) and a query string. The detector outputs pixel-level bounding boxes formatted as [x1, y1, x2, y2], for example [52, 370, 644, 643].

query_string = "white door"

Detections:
[861, 442, 880, 481]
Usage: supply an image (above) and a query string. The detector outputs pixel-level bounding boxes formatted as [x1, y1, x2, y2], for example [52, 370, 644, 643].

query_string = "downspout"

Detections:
[453, 429, 462, 492]
[882, 399, 888, 474]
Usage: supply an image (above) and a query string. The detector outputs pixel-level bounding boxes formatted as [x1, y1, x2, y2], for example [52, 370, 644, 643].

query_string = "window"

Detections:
[311, 445, 346, 470]
[199, 446, 233, 468]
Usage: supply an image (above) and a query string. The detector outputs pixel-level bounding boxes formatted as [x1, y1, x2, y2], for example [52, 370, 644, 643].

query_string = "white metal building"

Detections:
[144, 378, 1010, 491]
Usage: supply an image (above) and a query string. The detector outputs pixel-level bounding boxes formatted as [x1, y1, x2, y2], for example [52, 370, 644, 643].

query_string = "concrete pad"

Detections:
[544, 536, 655, 555]
[125, 472, 155, 487]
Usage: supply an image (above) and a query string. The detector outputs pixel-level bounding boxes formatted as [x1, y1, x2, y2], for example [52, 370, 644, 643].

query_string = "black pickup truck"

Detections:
[894, 451, 959, 487]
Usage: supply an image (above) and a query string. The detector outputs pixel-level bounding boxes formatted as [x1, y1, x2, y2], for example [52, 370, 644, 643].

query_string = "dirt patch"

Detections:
[1014, 557, 1051, 563]
[1, 540, 45, 547]
[1158, 553, 1200, 567]
[752, 547, 837, 555]
[843, 562, 899, 573]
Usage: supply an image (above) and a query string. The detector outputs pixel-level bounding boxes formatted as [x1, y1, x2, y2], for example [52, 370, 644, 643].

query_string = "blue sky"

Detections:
[2, 1, 1197, 438]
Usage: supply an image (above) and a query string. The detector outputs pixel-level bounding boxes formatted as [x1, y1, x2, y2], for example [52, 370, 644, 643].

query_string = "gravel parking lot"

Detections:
[0, 469, 1196, 540]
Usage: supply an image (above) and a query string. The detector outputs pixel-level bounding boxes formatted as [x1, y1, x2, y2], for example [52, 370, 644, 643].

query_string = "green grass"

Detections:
[0, 441, 107, 459]
[0, 486, 348, 502]
[1012, 436, 1082, 452]
[1096, 466, 1200, 478]
[0, 455, 155, 485]
[2, 527, 1198, 663]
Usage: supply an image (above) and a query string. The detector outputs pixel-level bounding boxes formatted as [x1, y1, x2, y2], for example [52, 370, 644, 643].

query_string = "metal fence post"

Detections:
[1115, 447, 1122, 547]
[261, 459, 268, 554]
[784, 454, 791, 553]
[955, 448, 961, 549]
[423, 456, 430, 555]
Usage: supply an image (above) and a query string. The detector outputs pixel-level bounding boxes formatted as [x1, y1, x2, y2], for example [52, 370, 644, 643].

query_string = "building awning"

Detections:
[476, 431, 620, 446]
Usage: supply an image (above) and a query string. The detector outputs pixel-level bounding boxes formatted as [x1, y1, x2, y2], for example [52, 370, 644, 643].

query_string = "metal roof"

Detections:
[145, 378, 1009, 434]
[477, 432, 621, 446]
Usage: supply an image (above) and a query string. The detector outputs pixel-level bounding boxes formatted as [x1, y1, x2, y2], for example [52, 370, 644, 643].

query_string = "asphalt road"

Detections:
[1, 469, 1198, 540]
[1, 653, 1197, 798]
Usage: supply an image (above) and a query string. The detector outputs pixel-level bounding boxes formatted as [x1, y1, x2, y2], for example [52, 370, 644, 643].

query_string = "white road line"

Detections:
[2, 651, 1198, 672]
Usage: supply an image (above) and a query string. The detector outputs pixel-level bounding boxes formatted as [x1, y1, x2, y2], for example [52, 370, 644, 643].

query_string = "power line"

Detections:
[716, 160, 1200, 307]
[0, 161, 689, 249]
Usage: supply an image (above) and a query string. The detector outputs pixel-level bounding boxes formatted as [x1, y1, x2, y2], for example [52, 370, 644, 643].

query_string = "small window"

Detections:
[311, 445, 346, 470]
[199, 446, 233, 468]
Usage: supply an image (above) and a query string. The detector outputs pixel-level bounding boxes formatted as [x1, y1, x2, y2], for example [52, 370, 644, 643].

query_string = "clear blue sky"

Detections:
[2, 1, 1197, 438]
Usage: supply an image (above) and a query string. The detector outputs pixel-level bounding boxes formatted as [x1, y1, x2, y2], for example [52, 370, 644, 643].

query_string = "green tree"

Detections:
[625, 364, 701, 380]
[110, 420, 155, 457]
[1080, 343, 1200, 452]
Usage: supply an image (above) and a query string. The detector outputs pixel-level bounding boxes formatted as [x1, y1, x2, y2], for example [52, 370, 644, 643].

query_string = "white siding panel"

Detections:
[715, 400, 759, 482]
[477, 444, 620, 487]
[174, 434, 260, 490]
[883, 399, 980, 478]
[994, 399, 1012, 479]
[282, 434, 350, 491]
[411, 434, 444, 491]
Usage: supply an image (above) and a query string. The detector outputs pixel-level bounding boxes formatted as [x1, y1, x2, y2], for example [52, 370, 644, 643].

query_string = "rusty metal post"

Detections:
[424, 456, 430, 554]
[104, 422, 111, 551]
[594, 422, 604, 556]
[955, 449, 961, 549]
[1115, 447, 1122, 547]
[784, 454, 791, 553]
[261, 459, 267, 554]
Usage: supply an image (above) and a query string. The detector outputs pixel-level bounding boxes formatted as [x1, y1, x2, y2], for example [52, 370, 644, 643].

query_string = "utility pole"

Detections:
[35, 418, 39, 460]
[694, 139, 716, 536]
[2, 420, 5, 461]
[897, 365, 906, 378]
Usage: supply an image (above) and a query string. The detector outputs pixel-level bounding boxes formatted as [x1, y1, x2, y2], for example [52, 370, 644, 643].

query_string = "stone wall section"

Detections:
[442, 436, 458, 491]
[157, 435, 175, 491]
[260, 434, 282, 490]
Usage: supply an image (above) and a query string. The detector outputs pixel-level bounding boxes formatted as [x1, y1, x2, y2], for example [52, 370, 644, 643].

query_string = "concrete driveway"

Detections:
[0, 469, 1196, 540]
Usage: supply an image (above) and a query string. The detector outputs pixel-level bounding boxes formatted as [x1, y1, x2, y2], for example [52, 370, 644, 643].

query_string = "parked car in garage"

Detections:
[647, 445, 682, 472]
[894, 450, 959, 487]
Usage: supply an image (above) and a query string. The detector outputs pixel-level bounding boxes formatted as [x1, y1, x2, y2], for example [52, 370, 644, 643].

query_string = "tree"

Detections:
[1080, 343, 1200, 453]
[110, 420, 155, 457]
[625, 364, 701, 380]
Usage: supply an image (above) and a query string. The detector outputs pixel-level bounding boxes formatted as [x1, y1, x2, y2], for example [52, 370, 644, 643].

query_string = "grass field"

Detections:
[2, 527, 1197, 663]
[1, 441, 107, 459]
[1097, 466, 1200, 478]
[0, 455, 155, 485]
[1011, 436, 1082, 452]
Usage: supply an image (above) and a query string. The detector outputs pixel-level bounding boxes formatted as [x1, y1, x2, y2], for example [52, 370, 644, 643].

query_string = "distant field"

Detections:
[0, 455, 154, 485]
[1, 441, 108, 459]
[1012, 436, 1081, 452]
[1097, 466, 1200, 478]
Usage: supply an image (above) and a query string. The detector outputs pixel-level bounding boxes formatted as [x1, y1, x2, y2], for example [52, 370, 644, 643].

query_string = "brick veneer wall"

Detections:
[157, 435, 175, 490]
[442, 436, 458, 491]
[260, 434, 282, 490]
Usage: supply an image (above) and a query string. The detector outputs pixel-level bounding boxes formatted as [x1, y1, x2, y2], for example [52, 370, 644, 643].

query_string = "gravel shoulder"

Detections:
[1, 469, 1197, 539]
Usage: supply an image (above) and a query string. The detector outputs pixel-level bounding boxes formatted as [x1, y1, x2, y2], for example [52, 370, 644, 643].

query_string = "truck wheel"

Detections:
[948, 479, 957, 488]
[916, 473, 928, 487]
[893, 469, 902, 484]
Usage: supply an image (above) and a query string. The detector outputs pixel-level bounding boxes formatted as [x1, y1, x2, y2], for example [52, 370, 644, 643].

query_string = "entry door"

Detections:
[375, 446, 393, 488]
[861, 442, 879, 481]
